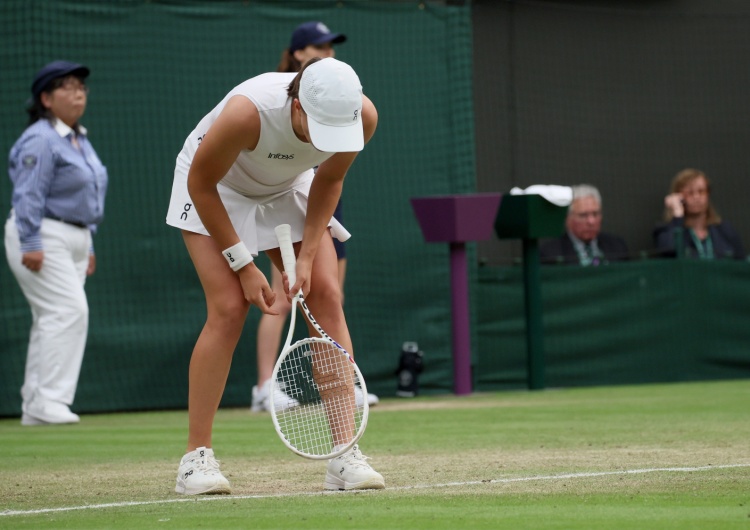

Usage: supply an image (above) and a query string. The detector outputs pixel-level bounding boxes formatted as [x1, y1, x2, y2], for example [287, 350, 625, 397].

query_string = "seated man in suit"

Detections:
[540, 184, 629, 265]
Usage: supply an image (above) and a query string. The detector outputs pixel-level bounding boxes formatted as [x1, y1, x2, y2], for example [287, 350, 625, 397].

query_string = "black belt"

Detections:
[46, 216, 87, 229]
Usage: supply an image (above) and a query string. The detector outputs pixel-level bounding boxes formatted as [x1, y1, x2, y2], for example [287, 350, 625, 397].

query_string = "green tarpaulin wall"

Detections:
[476, 260, 750, 390]
[0, 0, 475, 416]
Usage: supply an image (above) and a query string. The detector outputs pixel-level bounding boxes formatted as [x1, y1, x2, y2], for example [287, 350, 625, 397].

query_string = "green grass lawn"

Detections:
[1, 380, 749, 529]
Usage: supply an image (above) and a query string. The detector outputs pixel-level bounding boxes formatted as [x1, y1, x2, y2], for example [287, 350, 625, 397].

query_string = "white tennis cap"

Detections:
[299, 58, 364, 153]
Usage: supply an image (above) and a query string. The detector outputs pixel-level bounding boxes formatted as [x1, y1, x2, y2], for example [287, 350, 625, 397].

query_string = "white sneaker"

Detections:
[175, 447, 231, 495]
[325, 445, 385, 491]
[24, 400, 80, 425]
[21, 413, 46, 426]
[355, 387, 380, 408]
[251, 379, 300, 412]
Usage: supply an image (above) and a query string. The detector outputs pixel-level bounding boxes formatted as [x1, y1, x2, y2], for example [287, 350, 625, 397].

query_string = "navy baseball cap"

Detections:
[31, 60, 90, 99]
[290, 21, 346, 53]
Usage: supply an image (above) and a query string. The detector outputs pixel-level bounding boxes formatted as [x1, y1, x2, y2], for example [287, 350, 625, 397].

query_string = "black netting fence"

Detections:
[0, 0, 475, 416]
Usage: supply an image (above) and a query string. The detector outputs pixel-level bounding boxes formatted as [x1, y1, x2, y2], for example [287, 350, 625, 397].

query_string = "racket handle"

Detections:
[274, 224, 297, 289]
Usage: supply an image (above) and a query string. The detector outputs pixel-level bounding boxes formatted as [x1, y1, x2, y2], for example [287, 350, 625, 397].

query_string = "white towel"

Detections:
[509, 185, 573, 207]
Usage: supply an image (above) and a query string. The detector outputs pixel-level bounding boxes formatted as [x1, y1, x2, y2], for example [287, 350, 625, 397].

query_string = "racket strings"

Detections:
[273, 338, 365, 458]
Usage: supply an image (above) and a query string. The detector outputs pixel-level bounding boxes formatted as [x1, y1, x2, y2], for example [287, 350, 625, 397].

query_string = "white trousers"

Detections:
[4, 214, 90, 409]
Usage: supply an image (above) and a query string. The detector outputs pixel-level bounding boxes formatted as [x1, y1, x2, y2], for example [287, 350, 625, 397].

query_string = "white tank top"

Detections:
[176, 72, 334, 198]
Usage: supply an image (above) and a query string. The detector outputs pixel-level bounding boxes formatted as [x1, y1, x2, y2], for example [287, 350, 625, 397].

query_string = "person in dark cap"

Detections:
[252, 22, 379, 414]
[276, 21, 347, 73]
[4, 60, 109, 426]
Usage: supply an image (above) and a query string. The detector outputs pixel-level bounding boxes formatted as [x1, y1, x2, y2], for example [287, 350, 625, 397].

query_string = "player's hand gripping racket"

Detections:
[269, 224, 369, 460]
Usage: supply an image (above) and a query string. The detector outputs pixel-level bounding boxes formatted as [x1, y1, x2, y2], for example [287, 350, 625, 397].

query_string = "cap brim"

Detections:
[307, 118, 364, 153]
[69, 66, 90, 79]
[313, 33, 346, 46]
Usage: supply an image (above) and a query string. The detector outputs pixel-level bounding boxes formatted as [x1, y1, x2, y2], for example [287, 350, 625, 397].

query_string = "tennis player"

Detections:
[166, 57, 385, 494]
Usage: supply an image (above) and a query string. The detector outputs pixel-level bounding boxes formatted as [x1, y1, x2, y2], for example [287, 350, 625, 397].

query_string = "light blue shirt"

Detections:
[8, 118, 108, 252]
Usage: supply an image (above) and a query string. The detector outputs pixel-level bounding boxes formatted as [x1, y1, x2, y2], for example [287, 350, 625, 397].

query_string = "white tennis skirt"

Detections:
[165, 170, 351, 256]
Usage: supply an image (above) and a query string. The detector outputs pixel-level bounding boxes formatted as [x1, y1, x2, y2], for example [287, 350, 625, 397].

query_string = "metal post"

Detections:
[449, 241, 472, 395]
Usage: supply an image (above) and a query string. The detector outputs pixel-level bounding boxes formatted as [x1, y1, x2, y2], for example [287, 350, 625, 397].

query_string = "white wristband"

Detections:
[222, 242, 253, 272]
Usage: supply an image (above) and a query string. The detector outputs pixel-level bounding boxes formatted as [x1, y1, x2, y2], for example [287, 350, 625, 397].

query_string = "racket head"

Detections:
[269, 336, 369, 460]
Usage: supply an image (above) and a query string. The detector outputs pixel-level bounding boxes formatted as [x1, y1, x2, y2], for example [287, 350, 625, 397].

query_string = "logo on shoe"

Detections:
[184, 469, 194, 479]
[339, 467, 345, 476]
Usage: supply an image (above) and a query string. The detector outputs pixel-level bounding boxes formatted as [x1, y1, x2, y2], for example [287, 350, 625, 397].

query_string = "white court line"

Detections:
[1, 463, 748, 517]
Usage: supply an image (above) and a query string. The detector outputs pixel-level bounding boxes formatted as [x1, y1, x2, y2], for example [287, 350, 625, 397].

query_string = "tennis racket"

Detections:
[268, 224, 369, 460]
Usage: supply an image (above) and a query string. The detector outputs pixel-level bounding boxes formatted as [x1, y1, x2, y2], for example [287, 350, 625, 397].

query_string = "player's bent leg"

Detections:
[175, 446, 231, 495]
[325, 445, 385, 491]
[305, 243, 350, 350]
[177, 232, 246, 494]
[308, 238, 380, 407]
[184, 231, 249, 449]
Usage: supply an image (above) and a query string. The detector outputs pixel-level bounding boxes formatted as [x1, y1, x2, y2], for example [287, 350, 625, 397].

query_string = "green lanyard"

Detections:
[688, 229, 714, 260]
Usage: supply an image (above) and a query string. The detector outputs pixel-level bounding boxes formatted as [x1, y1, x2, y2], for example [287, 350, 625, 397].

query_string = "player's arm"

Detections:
[187, 95, 260, 251]
[187, 96, 276, 312]
[293, 96, 378, 295]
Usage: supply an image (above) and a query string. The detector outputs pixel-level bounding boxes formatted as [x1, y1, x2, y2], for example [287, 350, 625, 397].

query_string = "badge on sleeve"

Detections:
[22, 155, 38, 169]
